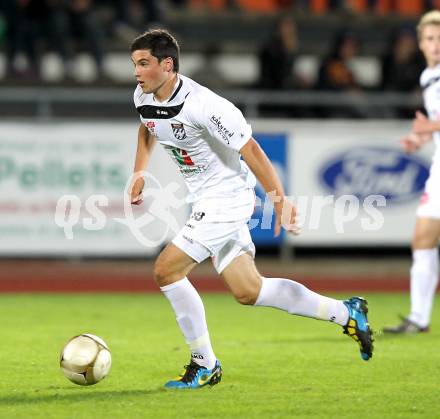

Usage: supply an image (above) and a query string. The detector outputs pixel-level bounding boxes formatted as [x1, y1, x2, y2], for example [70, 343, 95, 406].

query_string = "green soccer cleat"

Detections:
[165, 360, 222, 389]
[343, 297, 374, 361]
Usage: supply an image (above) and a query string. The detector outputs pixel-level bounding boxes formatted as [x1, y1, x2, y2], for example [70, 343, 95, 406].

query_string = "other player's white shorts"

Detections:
[417, 160, 440, 219]
[172, 189, 256, 273]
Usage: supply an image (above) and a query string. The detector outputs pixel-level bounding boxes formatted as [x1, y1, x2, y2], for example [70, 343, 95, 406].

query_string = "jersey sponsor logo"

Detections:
[210, 115, 234, 144]
[164, 145, 208, 177]
[171, 123, 187, 141]
[319, 146, 430, 204]
[166, 145, 194, 166]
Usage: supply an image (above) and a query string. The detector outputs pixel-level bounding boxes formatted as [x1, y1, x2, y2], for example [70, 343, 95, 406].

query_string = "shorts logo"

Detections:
[191, 211, 205, 221]
[171, 123, 187, 140]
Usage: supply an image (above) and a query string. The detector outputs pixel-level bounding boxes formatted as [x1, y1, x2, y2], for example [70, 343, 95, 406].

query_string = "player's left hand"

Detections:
[274, 197, 301, 237]
[412, 111, 432, 135]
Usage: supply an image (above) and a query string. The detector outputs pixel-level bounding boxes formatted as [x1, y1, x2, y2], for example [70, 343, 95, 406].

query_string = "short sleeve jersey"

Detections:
[133, 75, 256, 203]
[421, 64, 440, 152]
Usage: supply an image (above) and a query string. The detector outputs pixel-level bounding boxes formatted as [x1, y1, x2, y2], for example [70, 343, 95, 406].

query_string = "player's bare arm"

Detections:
[240, 137, 299, 236]
[130, 123, 156, 205]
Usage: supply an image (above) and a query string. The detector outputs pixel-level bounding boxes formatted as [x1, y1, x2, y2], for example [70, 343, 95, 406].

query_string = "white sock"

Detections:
[409, 248, 439, 328]
[254, 277, 349, 326]
[160, 277, 216, 369]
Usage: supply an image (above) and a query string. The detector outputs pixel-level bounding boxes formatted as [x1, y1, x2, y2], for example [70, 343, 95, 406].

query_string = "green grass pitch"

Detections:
[1, 293, 439, 418]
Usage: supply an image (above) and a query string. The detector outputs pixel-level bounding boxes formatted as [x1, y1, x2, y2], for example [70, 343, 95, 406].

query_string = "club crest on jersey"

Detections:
[171, 123, 187, 141]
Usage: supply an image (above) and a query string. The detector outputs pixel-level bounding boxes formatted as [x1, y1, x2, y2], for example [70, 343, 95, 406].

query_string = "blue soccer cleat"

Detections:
[165, 360, 223, 389]
[343, 297, 374, 361]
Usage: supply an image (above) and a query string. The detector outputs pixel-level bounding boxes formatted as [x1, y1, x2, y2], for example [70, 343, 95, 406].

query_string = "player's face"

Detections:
[419, 24, 440, 67]
[131, 49, 173, 94]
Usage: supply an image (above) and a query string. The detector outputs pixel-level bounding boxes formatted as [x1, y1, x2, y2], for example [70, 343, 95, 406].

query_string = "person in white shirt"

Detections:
[385, 11, 440, 334]
[129, 29, 373, 389]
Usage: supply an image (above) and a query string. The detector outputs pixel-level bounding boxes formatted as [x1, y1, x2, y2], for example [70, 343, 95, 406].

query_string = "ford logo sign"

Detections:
[320, 147, 430, 204]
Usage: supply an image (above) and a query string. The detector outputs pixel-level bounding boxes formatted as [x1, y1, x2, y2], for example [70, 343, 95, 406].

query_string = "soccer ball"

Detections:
[60, 333, 111, 386]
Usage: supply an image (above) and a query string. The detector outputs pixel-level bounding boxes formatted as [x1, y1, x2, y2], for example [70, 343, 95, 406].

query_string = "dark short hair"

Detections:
[130, 29, 180, 72]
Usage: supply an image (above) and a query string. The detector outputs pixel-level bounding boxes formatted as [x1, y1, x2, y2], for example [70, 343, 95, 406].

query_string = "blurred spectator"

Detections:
[310, 0, 424, 15]
[257, 15, 304, 89]
[104, 0, 137, 43]
[316, 30, 372, 117]
[103, 0, 164, 43]
[3, 0, 64, 79]
[64, 0, 106, 79]
[316, 30, 361, 91]
[3, 0, 105, 81]
[380, 26, 425, 92]
[190, 44, 230, 90]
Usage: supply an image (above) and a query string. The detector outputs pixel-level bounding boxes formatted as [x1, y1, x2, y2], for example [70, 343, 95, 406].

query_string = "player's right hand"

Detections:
[129, 177, 145, 205]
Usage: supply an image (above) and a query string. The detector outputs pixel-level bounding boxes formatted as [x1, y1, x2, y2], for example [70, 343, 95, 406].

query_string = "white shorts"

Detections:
[172, 189, 256, 273]
[417, 160, 440, 219]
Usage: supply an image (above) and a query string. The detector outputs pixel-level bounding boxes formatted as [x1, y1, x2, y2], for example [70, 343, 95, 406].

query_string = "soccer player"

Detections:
[129, 29, 373, 389]
[384, 11, 440, 334]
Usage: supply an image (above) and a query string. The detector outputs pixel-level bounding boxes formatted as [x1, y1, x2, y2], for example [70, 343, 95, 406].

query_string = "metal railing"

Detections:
[0, 87, 423, 119]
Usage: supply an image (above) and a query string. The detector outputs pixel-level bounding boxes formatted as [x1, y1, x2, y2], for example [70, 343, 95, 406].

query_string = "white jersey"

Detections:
[133, 74, 256, 203]
[419, 65, 440, 219]
[421, 64, 440, 159]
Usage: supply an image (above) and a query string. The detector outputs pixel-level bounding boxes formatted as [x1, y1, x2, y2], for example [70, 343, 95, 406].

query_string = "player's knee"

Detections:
[153, 260, 173, 286]
[412, 234, 437, 249]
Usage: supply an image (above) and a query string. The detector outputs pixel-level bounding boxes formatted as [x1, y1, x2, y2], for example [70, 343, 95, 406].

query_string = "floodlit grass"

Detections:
[0, 293, 439, 418]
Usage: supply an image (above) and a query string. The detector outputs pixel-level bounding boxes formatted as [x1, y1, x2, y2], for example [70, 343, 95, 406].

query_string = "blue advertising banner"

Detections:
[319, 146, 430, 205]
[249, 133, 288, 245]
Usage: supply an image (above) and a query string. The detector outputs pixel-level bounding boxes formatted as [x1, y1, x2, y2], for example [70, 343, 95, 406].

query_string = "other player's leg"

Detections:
[220, 253, 373, 361]
[154, 243, 222, 388]
[384, 217, 440, 333]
